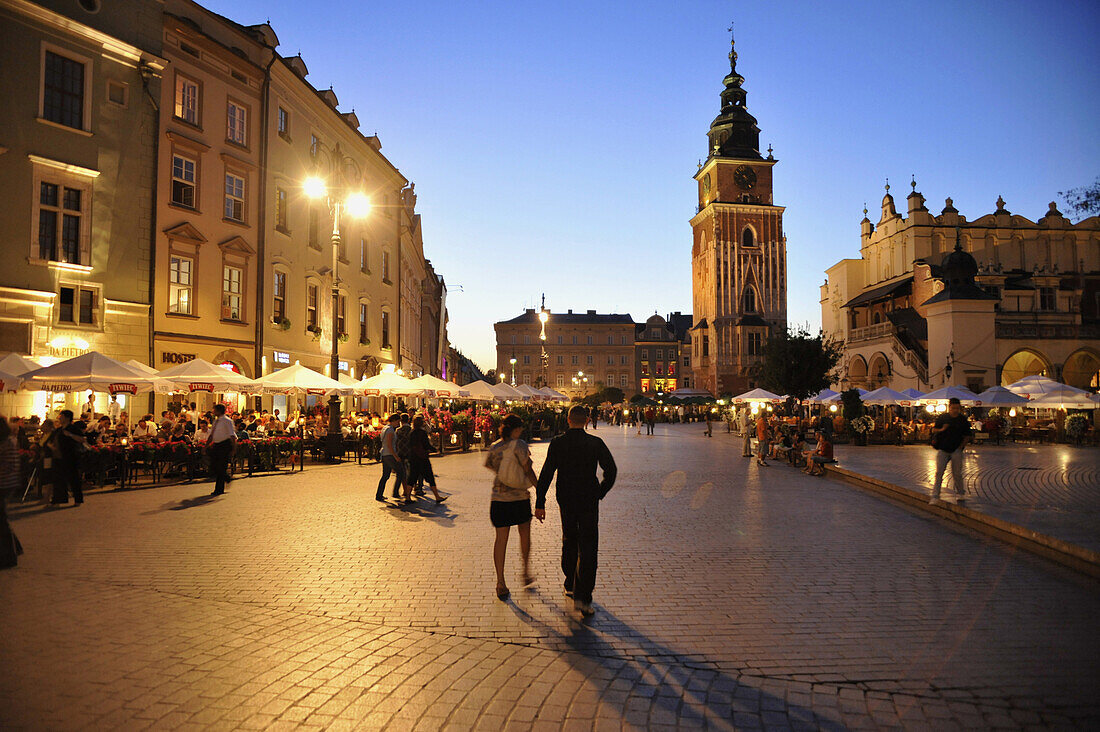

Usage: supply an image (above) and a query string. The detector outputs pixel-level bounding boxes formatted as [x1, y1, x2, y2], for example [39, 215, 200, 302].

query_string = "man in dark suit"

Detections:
[535, 405, 617, 616]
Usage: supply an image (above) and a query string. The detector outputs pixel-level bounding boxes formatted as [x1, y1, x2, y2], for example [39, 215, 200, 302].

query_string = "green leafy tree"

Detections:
[840, 389, 864, 422]
[581, 386, 625, 407]
[752, 326, 843, 400]
[1059, 177, 1100, 221]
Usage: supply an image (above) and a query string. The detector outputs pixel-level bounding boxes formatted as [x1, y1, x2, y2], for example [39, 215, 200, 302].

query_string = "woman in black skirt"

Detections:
[484, 414, 540, 600]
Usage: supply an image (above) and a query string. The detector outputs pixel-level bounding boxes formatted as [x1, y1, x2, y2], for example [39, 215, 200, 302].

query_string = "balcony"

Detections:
[849, 322, 893, 343]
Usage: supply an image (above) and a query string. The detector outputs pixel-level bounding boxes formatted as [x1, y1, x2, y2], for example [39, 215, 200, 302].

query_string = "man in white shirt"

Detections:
[206, 403, 237, 496]
[107, 395, 122, 424]
[82, 393, 97, 420]
[132, 415, 156, 439]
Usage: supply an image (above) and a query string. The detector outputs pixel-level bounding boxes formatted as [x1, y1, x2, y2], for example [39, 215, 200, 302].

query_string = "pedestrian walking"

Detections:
[704, 410, 713, 437]
[394, 413, 414, 501]
[645, 407, 656, 436]
[45, 409, 87, 505]
[755, 412, 769, 466]
[205, 403, 236, 496]
[535, 405, 617, 617]
[375, 414, 405, 501]
[407, 416, 446, 504]
[930, 397, 971, 503]
[0, 416, 25, 568]
[485, 414, 539, 600]
[740, 409, 753, 457]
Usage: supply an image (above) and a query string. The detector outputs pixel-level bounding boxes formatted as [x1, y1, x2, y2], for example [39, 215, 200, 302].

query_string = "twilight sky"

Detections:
[205, 0, 1100, 373]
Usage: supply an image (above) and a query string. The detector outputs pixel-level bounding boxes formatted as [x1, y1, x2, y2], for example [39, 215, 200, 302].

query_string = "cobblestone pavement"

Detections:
[2, 424, 1099, 730]
[832, 443, 1100, 552]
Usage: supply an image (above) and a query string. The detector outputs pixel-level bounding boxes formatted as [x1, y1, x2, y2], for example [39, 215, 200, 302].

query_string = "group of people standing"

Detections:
[375, 412, 446, 504]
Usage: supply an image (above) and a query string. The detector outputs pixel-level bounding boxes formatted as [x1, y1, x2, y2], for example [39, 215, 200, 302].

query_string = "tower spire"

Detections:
[707, 26, 761, 160]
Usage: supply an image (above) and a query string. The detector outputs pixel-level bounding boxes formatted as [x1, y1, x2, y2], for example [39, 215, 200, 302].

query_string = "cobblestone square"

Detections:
[3, 424, 1099, 730]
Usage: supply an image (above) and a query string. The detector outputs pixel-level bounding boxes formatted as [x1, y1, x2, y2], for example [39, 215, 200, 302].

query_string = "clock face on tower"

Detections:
[733, 165, 756, 190]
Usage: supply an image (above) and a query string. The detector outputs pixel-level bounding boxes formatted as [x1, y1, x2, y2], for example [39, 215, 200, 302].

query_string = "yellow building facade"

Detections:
[821, 183, 1100, 392]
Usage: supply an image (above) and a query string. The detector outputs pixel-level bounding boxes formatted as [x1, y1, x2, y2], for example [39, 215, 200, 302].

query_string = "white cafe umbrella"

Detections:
[919, 385, 981, 405]
[538, 386, 569, 402]
[900, 388, 925, 399]
[861, 386, 912, 406]
[1005, 376, 1088, 399]
[973, 386, 1029, 407]
[462, 380, 500, 402]
[411, 374, 471, 398]
[0, 368, 24, 392]
[0, 352, 42, 376]
[732, 388, 783, 403]
[156, 357, 256, 393]
[807, 388, 839, 404]
[359, 371, 425, 397]
[515, 384, 544, 401]
[1027, 392, 1099, 410]
[20, 351, 160, 395]
[251, 362, 353, 396]
[490, 382, 524, 400]
[124, 359, 160, 376]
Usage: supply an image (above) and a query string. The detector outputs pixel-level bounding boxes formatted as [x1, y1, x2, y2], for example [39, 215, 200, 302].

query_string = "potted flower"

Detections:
[850, 415, 875, 445]
[337, 332, 349, 343]
[272, 315, 291, 330]
[359, 337, 371, 346]
[306, 324, 322, 340]
[1065, 413, 1089, 447]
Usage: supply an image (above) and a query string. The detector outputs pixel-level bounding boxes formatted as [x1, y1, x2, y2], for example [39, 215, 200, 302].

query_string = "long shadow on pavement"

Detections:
[507, 591, 845, 731]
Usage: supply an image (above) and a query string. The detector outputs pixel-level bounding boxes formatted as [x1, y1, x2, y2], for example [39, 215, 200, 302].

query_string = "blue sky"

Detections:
[205, 0, 1100, 372]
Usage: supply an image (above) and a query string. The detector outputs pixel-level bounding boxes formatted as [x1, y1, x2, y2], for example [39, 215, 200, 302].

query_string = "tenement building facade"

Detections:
[690, 35, 788, 396]
[0, 0, 451, 416]
[495, 309, 636, 399]
[821, 183, 1100, 393]
[634, 312, 693, 395]
[0, 0, 165, 416]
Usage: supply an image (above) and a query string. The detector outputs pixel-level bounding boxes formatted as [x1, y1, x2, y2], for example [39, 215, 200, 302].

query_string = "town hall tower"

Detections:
[690, 34, 788, 395]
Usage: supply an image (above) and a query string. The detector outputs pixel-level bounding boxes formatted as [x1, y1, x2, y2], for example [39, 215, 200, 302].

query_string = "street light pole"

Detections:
[304, 142, 370, 460]
[509, 353, 517, 387]
[538, 305, 549, 389]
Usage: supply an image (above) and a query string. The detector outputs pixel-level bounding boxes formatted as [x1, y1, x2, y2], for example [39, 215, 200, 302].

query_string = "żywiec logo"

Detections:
[188, 382, 215, 392]
[108, 383, 138, 395]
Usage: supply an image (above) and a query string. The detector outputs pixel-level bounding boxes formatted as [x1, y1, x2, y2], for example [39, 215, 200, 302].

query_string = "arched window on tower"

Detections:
[742, 227, 755, 248]
[742, 287, 757, 313]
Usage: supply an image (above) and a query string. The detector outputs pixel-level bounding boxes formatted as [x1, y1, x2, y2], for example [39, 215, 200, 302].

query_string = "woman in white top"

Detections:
[484, 413, 539, 600]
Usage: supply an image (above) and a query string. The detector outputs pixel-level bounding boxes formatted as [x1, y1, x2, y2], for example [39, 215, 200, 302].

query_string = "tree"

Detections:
[751, 325, 843, 400]
[1059, 177, 1100, 221]
[581, 386, 625, 407]
[483, 369, 497, 384]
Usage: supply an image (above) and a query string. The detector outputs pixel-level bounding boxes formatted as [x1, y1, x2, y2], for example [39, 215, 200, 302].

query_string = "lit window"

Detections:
[58, 285, 96, 325]
[224, 173, 245, 222]
[226, 101, 247, 145]
[43, 51, 85, 129]
[620, 374, 628, 387]
[308, 207, 319, 247]
[275, 186, 288, 231]
[37, 181, 84, 264]
[556, 374, 565, 387]
[171, 154, 196, 208]
[306, 283, 318, 327]
[168, 256, 193, 314]
[222, 265, 242, 320]
[174, 74, 198, 125]
[272, 270, 286, 321]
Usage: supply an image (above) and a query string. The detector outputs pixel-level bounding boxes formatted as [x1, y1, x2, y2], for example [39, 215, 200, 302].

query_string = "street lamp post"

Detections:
[572, 370, 588, 400]
[509, 354, 517, 387]
[538, 306, 549, 389]
[304, 142, 371, 459]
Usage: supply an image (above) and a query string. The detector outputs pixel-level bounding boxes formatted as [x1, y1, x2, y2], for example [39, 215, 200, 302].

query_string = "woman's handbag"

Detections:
[497, 440, 529, 489]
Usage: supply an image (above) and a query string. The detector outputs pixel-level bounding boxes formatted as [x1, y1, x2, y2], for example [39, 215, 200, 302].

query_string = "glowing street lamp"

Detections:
[509, 355, 517, 386]
[303, 142, 371, 458]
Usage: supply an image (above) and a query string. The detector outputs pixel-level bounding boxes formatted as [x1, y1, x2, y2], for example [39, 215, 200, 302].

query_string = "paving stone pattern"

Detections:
[833, 443, 1100, 552]
[2, 424, 1099, 730]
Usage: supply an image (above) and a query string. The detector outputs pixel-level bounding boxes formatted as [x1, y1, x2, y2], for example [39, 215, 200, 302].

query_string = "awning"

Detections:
[843, 278, 912, 308]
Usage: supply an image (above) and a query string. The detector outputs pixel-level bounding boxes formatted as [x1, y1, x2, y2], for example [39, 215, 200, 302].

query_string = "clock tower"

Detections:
[690, 33, 787, 396]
